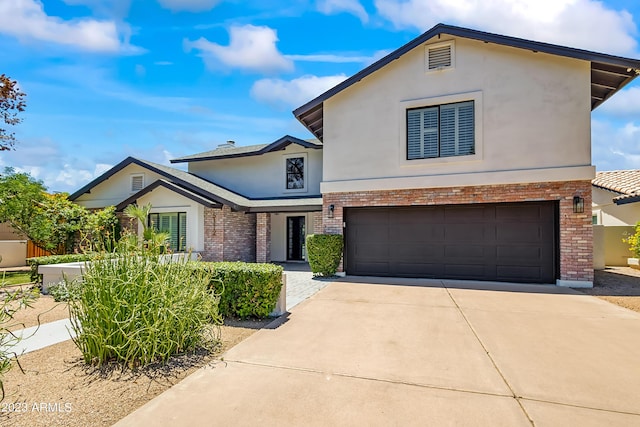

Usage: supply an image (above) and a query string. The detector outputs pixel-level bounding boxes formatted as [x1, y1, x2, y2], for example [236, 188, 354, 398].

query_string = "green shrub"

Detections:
[193, 262, 283, 319]
[69, 251, 221, 368]
[27, 253, 96, 284]
[48, 279, 82, 302]
[306, 234, 344, 277]
[625, 222, 640, 258]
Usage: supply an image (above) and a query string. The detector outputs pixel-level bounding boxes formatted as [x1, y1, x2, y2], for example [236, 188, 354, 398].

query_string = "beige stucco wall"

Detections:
[322, 36, 593, 193]
[75, 164, 166, 209]
[0, 240, 27, 267]
[270, 212, 316, 262]
[592, 187, 640, 226]
[188, 144, 323, 198]
[135, 186, 206, 253]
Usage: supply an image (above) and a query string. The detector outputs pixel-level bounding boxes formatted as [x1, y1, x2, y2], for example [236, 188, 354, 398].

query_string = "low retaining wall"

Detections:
[0, 240, 27, 267]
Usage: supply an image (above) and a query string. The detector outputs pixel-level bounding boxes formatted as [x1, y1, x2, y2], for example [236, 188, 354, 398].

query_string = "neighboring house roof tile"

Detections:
[592, 170, 640, 205]
[293, 23, 640, 141]
[171, 135, 322, 164]
[69, 157, 322, 212]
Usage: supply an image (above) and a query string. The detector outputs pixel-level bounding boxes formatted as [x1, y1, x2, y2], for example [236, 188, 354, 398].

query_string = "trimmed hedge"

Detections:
[306, 234, 343, 277]
[193, 262, 283, 319]
[27, 254, 97, 283]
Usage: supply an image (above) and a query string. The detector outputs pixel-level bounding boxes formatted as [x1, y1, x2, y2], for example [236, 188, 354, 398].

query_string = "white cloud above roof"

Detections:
[184, 24, 294, 73]
[0, 0, 135, 53]
[251, 74, 348, 107]
[157, 0, 221, 12]
[375, 0, 638, 56]
[317, 0, 369, 23]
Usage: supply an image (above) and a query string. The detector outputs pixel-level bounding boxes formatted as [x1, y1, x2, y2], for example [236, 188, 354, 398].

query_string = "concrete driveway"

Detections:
[115, 277, 640, 426]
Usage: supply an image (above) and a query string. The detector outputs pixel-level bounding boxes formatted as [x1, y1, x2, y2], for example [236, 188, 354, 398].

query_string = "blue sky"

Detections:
[1, 0, 639, 193]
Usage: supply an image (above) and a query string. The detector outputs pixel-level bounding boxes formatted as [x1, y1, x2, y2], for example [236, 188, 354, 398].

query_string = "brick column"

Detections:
[203, 207, 223, 261]
[256, 212, 271, 263]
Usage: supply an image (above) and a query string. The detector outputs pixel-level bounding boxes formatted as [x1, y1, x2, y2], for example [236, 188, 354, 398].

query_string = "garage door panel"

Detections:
[391, 243, 442, 259]
[497, 245, 542, 262]
[444, 244, 489, 258]
[390, 224, 444, 241]
[393, 263, 444, 277]
[355, 244, 389, 259]
[496, 265, 542, 280]
[345, 202, 557, 283]
[496, 224, 543, 242]
[444, 264, 491, 278]
[444, 205, 490, 222]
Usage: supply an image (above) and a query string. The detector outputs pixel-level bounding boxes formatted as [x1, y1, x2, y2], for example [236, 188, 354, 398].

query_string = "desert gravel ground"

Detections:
[585, 266, 640, 313]
[1, 312, 270, 427]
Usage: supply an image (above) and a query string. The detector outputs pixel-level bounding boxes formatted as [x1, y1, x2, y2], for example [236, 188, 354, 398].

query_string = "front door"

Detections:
[287, 216, 306, 261]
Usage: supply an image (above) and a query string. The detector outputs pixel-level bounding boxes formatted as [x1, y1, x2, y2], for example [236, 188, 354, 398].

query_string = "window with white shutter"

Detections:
[407, 101, 474, 160]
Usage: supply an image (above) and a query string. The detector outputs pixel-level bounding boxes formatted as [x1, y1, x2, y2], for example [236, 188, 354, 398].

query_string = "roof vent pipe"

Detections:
[217, 140, 235, 148]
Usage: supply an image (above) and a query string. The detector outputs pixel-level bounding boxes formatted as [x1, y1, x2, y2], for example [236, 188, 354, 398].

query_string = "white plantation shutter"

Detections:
[457, 101, 475, 155]
[179, 213, 187, 251]
[407, 107, 438, 159]
[407, 101, 474, 159]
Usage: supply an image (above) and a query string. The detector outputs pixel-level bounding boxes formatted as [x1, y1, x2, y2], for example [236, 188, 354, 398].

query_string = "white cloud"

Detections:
[286, 49, 390, 64]
[317, 0, 369, 23]
[184, 25, 293, 74]
[0, 0, 136, 53]
[251, 74, 348, 107]
[374, 0, 638, 56]
[592, 119, 640, 171]
[157, 0, 221, 12]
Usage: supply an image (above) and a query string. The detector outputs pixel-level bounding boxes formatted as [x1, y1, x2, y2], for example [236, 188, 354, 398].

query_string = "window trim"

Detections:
[283, 153, 308, 193]
[399, 91, 483, 167]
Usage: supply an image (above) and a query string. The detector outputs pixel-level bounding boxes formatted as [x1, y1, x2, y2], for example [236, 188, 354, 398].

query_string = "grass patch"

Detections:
[1, 272, 32, 286]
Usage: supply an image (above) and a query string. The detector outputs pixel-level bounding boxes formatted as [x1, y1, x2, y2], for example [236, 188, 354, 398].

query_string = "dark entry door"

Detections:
[287, 216, 306, 261]
[345, 202, 558, 283]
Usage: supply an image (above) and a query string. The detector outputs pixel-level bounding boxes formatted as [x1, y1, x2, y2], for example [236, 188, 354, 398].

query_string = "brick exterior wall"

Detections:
[256, 212, 271, 263]
[202, 207, 224, 261]
[116, 212, 137, 236]
[312, 211, 323, 234]
[322, 180, 593, 283]
[202, 206, 256, 262]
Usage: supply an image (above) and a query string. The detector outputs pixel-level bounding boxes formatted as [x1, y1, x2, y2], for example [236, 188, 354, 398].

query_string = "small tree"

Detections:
[123, 203, 169, 253]
[624, 222, 640, 258]
[0, 74, 26, 151]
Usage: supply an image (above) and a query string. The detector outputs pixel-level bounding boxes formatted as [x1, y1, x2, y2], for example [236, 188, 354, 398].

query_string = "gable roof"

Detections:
[592, 170, 640, 205]
[70, 156, 322, 212]
[293, 23, 640, 141]
[171, 135, 322, 164]
[115, 179, 223, 211]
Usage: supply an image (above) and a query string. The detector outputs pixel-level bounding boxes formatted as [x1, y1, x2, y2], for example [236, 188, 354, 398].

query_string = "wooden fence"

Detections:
[26, 241, 54, 258]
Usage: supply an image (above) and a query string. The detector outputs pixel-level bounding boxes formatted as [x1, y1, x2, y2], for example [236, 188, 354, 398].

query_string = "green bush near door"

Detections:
[306, 234, 344, 277]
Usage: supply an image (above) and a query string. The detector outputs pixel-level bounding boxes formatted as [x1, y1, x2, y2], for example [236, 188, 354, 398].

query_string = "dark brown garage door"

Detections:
[344, 202, 558, 283]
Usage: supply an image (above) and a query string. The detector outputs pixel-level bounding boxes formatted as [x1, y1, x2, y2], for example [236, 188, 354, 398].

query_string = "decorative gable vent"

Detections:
[131, 174, 144, 192]
[426, 42, 454, 71]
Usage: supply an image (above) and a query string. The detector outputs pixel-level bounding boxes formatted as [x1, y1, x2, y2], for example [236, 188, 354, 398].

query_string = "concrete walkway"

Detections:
[115, 277, 640, 427]
[3, 319, 76, 355]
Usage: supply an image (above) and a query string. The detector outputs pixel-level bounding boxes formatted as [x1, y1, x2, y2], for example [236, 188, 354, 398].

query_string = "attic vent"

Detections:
[426, 42, 453, 71]
[217, 140, 236, 149]
[131, 174, 144, 192]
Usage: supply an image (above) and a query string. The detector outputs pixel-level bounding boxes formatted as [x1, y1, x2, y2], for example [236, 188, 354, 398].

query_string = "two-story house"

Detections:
[70, 136, 323, 263]
[71, 24, 639, 288]
[294, 24, 640, 287]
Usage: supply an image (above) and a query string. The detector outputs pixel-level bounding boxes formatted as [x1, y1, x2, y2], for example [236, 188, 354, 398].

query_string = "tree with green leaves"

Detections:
[0, 168, 119, 254]
[0, 74, 26, 151]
